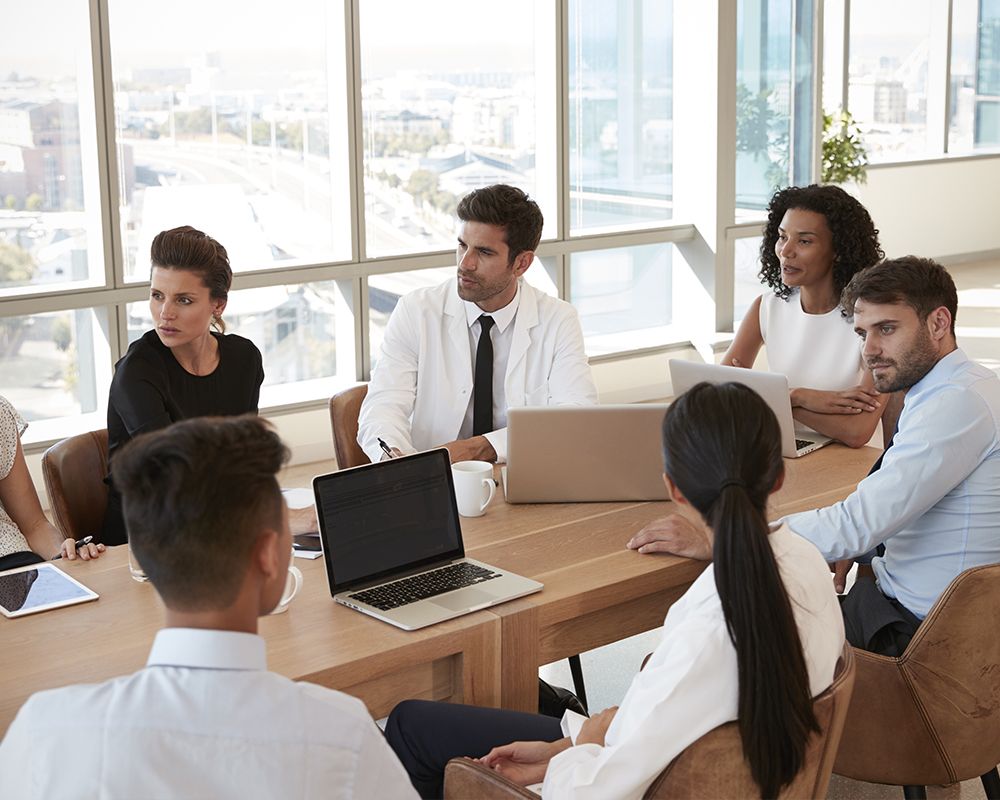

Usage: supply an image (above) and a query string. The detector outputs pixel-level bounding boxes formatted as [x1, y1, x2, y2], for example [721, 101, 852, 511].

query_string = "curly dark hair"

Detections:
[758, 184, 883, 300]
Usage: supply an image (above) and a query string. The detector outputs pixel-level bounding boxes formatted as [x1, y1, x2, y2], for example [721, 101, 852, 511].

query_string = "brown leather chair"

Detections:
[41, 429, 109, 541]
[834, 564, 1000, 799]
[328, 384, 370, 469]
[443, 644, 856, 799]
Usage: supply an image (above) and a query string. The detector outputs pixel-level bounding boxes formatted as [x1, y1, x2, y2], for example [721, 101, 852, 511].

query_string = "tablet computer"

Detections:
[0, 562, 99, 619]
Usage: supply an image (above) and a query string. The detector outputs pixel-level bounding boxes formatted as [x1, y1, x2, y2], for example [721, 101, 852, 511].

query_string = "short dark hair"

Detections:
[840, 255, 958, 334]
[760, 184, 883, 300]
[150, 226, 233, 333]
[456, 184, 543, 263]
[111, 416, 289, 611]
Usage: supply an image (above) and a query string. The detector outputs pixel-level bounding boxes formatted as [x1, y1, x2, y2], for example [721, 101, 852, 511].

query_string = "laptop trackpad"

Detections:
[434, 588, 495, 611]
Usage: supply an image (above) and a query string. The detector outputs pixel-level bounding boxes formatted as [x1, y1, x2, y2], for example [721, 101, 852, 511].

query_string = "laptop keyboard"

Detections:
[795, 438, 814, 451]
[350, 562, 502, 611]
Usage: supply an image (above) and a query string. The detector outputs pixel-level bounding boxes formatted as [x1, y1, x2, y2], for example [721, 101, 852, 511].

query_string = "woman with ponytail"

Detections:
[100, 226, 264, 545]
[384, 382, 844, 799]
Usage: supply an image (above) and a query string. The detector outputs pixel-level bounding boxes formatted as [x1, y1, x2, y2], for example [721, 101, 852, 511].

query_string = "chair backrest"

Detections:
[835, 563, 1000, 786]
[41, 429, 109, 541]
[644, 644, 856, 799]
[328, 384, 370, 469]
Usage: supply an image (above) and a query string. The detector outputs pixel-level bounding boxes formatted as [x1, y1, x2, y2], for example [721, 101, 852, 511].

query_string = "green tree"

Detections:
[406, 169, 439, 205]
[822, 110, 868, 185]
[52, 317, 72, 352]
[3, 194, 16, 210]
[0, 241, 35, 284]
[25, 193, 42, 211]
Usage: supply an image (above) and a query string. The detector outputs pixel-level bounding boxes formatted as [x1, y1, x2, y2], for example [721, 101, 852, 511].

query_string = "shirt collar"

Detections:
[906, 347, 967, 402]
[146, 628, 267, 671]
[464, 280, 520, 334]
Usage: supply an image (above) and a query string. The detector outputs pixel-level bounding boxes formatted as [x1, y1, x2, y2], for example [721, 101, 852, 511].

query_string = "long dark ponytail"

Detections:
[662, 382, 819, 798]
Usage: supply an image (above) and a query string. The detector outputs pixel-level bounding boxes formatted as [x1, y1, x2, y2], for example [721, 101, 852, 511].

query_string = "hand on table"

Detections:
[479, 738, 571, 786]
[790, 386, 880, 415]
[288, 505, 319, 535]
[577, 706, 618, 747]
[58, 537, 105, 561]
[626, 514, 712, 560]
[442, 435, 497, 464]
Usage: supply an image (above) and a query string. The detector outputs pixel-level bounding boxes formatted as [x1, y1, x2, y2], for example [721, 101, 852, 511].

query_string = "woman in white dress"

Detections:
[384, 382, 845, 799]
[725, 184, 888, 448]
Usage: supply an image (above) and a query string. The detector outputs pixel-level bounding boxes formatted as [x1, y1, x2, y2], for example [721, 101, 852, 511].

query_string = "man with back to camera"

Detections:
[357, 183, 598, 464]
[0, 416, 417, 799]
[627, 256, 1000, 656]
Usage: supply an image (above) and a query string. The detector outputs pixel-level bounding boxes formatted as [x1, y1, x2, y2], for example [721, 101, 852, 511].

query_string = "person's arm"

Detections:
[0, 439, 104, 560]
[111, 355, 174, 438]
[786, 387, 996, 561]
[790, 369, 885, 448]
[720, 295, 764, 368]
[357, 299, 420, 462]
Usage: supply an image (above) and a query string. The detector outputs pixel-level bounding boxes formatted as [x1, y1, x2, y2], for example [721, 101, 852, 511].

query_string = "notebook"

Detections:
[313, 448, 542, 630]
[668, 359, 833, 458]
[503, 404, 671, 503]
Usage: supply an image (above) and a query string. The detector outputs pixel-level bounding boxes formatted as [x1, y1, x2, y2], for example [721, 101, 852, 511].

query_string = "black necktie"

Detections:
[473, 315, 495, 436]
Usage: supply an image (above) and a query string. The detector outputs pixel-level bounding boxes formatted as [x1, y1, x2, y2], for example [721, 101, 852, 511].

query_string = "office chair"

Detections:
[41, 429, 109, 541]
[328, 384, 371, 469]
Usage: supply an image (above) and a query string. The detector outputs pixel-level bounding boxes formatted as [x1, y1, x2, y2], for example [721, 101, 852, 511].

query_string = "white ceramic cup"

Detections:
[269, 563, 304, 615]
[452, 460, 497, 518]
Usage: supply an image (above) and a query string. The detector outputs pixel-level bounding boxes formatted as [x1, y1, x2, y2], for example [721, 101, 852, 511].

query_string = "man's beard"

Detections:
[868, 328, 938, 393]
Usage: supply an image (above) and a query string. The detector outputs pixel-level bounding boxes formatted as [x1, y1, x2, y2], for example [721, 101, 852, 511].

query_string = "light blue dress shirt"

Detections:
[787, 348, 1000, 618]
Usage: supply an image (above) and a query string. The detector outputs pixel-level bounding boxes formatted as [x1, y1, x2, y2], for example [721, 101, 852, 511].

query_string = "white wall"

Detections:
[849, 155, 1000, 262]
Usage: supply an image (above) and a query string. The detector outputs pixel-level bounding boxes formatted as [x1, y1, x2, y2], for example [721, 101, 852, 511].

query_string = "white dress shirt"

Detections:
[540, 526, 845, 800]
[0, 628, 418, 800]
[457, 284, 520, 447]
[358, 278, 597, 463]
[786, 348, 1000, 618]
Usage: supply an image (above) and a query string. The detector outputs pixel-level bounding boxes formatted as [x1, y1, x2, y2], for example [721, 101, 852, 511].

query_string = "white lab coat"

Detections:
[358, 278, 598, 462]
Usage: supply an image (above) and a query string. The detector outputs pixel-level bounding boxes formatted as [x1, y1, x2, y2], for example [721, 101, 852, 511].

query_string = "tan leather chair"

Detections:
[41, 429, 109, 541]
[444, 644, 856, 799]
[834, 564, 1000, 799]
[329, 384, 370, 469]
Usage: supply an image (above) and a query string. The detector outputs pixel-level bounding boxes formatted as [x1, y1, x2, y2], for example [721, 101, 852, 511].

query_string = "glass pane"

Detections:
[734, 236, 764, 325]
[975, 0, 1000, 147]
[0, 2, 108, 296]
[949, 0, 981, 152]
[0, 308, 111, 442]
[847, 0, 933, 162]
[128, 280, 355, 406]
[367, 260, 557, 371]
[568, 0, 673, 233]
[570, 244, 672, 356]
[108, 0, 352, 281]
[736, 0, 794, 213]
[358, 1, 557, 258]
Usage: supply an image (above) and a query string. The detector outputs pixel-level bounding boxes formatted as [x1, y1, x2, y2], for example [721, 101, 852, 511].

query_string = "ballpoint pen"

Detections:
[52, 535, 93, 560]
[377, 437, 395, 459]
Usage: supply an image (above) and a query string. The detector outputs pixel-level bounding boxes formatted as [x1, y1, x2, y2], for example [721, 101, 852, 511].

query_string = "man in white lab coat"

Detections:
[358, 184, 598, 464]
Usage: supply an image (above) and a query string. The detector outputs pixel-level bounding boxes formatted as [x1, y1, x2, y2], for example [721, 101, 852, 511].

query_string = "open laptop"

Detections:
[668, 359, 833, 458]
[503, 404, 671, 503]
[313, 448, 542, 630]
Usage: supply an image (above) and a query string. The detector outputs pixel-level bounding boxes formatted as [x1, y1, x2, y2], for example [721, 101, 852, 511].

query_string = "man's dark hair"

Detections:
[840, 255, 958, 334]
[456, 184, 543, 263]
[111, 416, 290, 610]
[760, 184, 883, 300]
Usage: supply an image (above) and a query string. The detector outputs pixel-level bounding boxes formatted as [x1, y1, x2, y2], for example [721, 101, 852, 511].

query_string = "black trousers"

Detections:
[385, 700, 564, 799]
[840, 576, 922, 657]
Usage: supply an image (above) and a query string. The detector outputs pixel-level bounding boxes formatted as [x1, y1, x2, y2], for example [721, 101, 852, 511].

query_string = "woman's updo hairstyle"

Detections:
[150, 226, 233, 333]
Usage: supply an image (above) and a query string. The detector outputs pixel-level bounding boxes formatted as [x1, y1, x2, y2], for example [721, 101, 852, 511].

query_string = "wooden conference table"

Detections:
[0, 444, 878, 734]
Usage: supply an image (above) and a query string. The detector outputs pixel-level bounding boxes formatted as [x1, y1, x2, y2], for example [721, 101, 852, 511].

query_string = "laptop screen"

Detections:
[314, 449, 465, 593]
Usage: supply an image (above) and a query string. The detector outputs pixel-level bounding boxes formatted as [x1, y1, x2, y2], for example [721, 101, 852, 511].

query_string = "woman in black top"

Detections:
[102, 226, 264, 545]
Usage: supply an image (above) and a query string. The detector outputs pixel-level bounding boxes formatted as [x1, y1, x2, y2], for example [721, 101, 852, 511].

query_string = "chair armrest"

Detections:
[444, 758, 540, 799]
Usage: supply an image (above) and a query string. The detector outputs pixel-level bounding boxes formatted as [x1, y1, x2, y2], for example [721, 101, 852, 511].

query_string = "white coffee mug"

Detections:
[452, 460, 496, 518]
[269, 563, 304, 615]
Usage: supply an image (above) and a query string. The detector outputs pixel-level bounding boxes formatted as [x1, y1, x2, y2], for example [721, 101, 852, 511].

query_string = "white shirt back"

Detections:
[0, 628, 418, 800]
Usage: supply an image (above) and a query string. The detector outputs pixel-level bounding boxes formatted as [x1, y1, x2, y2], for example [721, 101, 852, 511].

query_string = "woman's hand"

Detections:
[790, 386, 880, 415]
[577, 707, 619, 747]
[479, 738, 571, 786]
[58, 537, 105, 561]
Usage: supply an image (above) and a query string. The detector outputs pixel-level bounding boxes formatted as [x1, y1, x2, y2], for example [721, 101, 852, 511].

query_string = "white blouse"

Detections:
[0, 395, 31, 558]
[541, 525, 845, 800]
[759, 289, 864, 392]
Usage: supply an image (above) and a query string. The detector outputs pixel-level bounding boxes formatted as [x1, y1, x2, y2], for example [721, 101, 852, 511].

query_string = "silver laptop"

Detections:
[314, 448, 542, 631]
[668, 360, 832, 458]
[503, 405, 671, 503]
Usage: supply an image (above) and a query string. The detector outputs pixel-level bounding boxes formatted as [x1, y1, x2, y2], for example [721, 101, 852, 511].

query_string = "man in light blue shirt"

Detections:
[629, 256, 1000, 656]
